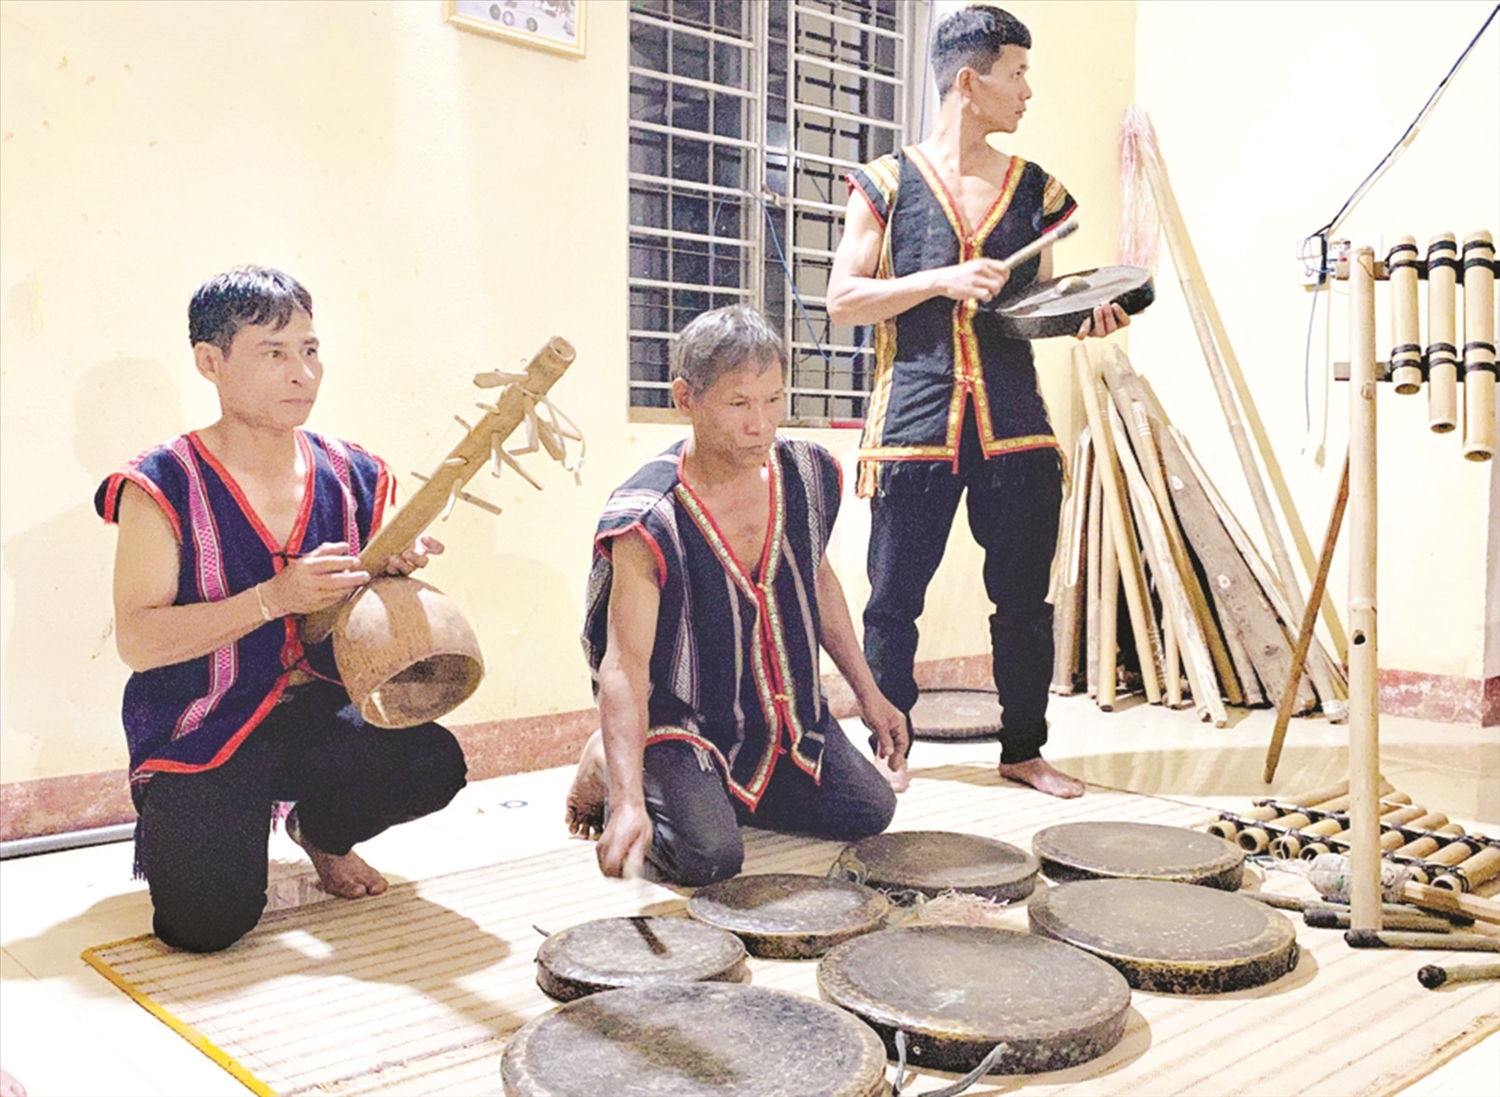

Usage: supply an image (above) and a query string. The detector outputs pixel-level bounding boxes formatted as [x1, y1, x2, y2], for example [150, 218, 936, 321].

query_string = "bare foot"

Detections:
[289, 812, 388, 898]
[566, 728, 608, 840]
[999, 757, 1085, 798]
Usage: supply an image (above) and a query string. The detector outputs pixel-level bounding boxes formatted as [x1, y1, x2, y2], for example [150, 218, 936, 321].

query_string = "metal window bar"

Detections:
[628, 0, 910, 422]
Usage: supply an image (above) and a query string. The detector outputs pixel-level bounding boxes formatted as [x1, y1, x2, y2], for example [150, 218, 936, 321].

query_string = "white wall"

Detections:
[1132, 0, 1499, 681]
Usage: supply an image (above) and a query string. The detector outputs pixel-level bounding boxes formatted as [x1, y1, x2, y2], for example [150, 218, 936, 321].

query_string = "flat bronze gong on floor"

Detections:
[1032, 820, 1246, 890]
[687, 873, 889, 959]
[1028, 878, 1300, 994]
[534, 916, 748, 1002]
[501, 982, 891, 1097]
[818, 925, 1132, 1075]
[909, 687, 1003, 741]
[839, 830, 1039, 903]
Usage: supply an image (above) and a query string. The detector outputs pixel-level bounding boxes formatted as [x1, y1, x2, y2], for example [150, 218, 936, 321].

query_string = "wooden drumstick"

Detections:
[1462, 230, 1496, 462]
[1426, 233, 1460, 432]
[997, 218, 1079, 272]
[1346, 246, 1382, 933]
[1346, 929, 1500, 952]
[1418, 961, 1500, 988]
[1433, 846, 1500, 893]
[1387, 236, 1423, 394]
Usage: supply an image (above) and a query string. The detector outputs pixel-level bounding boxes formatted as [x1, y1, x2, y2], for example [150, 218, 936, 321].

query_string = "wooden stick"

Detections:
[1346, 929, 1500, 953]
[1111, 403, 1226, 725]
[1102, 349, 1240, 704]
[1169, 426, 1341, 707]
[1264, 452, 1350, 782]
[997, 217, 1078, 272]
[1131, 122, 1340, 706]
[1098, 506, 1119, 711]
[1085, 451, 1103, 698]
[1074, 344, 1162, 704]
[303, 336, 575, 643]
[1050, 429, 1092, 695]
[1347, 247, 1381, 934]
[1402, 881, 1500, 925]
[1418, 962, 1500, 988]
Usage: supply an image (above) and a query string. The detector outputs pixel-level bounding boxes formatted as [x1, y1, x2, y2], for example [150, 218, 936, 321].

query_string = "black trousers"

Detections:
[639, 711, 897, 887]
[137, 682, 467, 953]
[863, 407, 1063, 765]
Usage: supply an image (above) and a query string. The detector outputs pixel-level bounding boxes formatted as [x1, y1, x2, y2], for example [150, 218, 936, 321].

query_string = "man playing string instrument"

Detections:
[566, 306, 907, 883]
[827, 5, 1126, 798]
[97, 267, 467, 952]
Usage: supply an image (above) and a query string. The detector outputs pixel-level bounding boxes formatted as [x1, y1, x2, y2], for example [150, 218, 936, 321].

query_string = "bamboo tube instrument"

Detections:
[1462, 230, 1496, 461]
[1347, 247, 1382, 933]
[1386, 236, 1424, 394]
[1426, 233, 1460, 433]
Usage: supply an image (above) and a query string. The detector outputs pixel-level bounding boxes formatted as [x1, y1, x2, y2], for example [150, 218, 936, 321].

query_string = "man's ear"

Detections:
[671, 377, 693, 412]
[192, 342, 223, 385]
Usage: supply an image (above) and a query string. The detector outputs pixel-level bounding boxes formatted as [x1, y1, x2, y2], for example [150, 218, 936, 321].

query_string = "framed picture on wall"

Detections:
[447, 1, 586, 59]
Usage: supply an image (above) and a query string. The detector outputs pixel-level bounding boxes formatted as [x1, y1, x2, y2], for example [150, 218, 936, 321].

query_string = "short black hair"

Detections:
[932, 5, 1032, 98]
[188, 266, 313, 353]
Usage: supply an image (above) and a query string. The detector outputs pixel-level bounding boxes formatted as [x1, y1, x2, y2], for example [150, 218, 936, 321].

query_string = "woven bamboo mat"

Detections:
[82, 768, 1498, 1096]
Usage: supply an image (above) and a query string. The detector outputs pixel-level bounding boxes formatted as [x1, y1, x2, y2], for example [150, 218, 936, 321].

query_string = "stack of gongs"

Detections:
[1027, 821, 1300, 993]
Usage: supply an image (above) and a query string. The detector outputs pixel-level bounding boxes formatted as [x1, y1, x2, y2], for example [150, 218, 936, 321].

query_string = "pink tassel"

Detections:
[1119, 105, 1162, 272]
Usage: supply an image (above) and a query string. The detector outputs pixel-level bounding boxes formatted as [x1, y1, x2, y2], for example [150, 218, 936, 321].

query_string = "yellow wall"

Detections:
[21, 3, 1491, 787]
[0, 0, 1138, 785]
[1132, 0, 1499, 681]
[893, 0, 1138, 668]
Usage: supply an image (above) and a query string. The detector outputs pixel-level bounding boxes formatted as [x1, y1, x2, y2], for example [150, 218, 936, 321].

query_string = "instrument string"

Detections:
[1298, 3, 1498, 453]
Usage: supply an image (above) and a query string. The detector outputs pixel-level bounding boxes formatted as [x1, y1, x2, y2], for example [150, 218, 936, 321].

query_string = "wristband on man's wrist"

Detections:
[254, 582, 276, 622]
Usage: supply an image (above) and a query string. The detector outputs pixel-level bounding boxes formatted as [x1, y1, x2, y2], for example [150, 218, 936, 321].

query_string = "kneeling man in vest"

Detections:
[567, 306, 907, 884]
[97, 267, 467, 952]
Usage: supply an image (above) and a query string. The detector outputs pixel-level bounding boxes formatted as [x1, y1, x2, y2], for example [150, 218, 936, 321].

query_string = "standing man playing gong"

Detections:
[827, 5, 1125, 798]
[98, 267, 467, 952]
[566, 306, 906, 884]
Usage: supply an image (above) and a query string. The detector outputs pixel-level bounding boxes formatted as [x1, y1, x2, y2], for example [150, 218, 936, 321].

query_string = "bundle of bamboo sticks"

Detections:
[1050, 344, 1349, 725]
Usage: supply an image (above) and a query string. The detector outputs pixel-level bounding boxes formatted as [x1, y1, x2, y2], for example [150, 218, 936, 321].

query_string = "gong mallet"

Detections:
[997, 217, 1079, 272]
[1418, 962, 1500, 989]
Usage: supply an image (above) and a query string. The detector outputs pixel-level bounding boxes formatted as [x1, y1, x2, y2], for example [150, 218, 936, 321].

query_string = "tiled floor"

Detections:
[1, 694, 1496, 1096]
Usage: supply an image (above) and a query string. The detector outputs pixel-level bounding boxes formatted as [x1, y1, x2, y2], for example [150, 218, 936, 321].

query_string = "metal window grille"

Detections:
[628, 0, 915, 424]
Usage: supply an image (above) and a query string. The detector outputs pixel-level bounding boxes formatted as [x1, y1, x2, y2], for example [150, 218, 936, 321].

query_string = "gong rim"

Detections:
[501, 982, 891, 1097]
[1032, 821, 1245, 890]
[1028, 878, 1300, 995]
[817, 925, 1131, 1075]
[982, 265, 1155, 340]
[842, 830, 1039, 903]
[687, 873, 890, 959]
[535, 916, 749, 1002]
[908, 688, 1003, 742]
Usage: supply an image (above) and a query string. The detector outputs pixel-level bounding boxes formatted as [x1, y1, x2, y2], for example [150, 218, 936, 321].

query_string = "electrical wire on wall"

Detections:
[1297, 3, 1498, 453]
